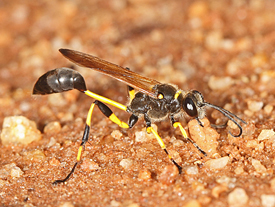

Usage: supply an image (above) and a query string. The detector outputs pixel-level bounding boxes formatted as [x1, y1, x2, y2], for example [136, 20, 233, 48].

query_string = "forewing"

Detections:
[59, 49, 160, 98]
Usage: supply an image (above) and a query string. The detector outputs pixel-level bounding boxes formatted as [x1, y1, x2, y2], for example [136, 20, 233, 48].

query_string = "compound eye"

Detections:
[183, 97, 198, 117]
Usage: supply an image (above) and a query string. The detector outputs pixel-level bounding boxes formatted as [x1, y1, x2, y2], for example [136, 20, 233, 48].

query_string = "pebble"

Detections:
[228, 188, 249, 207]
[135, 124, 157, 143]
[234, 166, 244, 175]
[205, 156, 230, 170]
[58, 202, 75, 207]
[212, 185, 228, 198]
[44, 121, 61, 134]
[49, 158, 60, 166]
[183, 199, 201, 207]
[138, 169, 151, 181]
[252, 159, 267, 174]
[158, 165, 179, 185]
[216, 176, 236, 189]
[264, 105, 273, 114]
[22, 149, 46, 162]
[80, 159, 100, 172]
[188, 118, 219, 156]
[261, 194, 275, 207]
[270, 178, 275, 191]
[119, 158, 133, 170]
[247, 100, 264, 112]
[188, 1, 208, 18]
[0, 116, 41, 145]
[0, 163, 23, 179]
[226, 59, 244, 76]
[111, 130, 123, 140]
[208, 76, 234, 91]
[257, 129, 275, 141]
[184, 165, 199, 175]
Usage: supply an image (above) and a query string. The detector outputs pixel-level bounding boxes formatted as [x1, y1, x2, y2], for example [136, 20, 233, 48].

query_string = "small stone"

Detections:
[23, 149, 46, 162]
[48, 93, 67, 107]
[226, 59, 244, 76]
[44, 121, 61, 134]
[216, 176, 236, 188]
[47, 137, 57, 148]
[58, 201, 75, 207]
[58, 112, 74, 122]
[251, 53, 267, 68]
[205, 156, 230, 170]
[0, 163, 23, 179]
[188, 118, 219, 156]
[110, 200, 121, 207]
[264, 105, 273, 115]
[184, 165, 199, 175]
[212, 185, 228, 198]
[228, 188, 249, 207]
[205, 30, 223, 51]
[260, 70, 275, 83]
[183, 199, 201, 207]
[80, 159, 100, 172]
[135, 124, 157, 143]
[261, 194, 275, 207]
[120, 158, 133, 170]
[111, 130, 123, 140]
[270, 178, 275, 192]
[247, 100, 264, 112]
[208, 76, 234, 91]
[0, 116, 42, 145]
[49, 158, 61, 166]
[192, 181, 205, 191]
[158, 165, 179, 185]
[234, 166, 244, 175]
[138, 169, 151, 181]
[252, 159, 267, 174]
[0, 179, 9, 186]
[258, 129, 275, 141]
[188, 1, 208, 18]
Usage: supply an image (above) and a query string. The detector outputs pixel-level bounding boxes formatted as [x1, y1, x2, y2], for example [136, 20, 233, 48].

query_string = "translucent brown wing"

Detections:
[59, 49, 160, 98]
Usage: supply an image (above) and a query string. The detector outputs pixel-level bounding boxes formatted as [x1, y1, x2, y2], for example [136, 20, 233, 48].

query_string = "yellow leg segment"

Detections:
[147, 126, 182, 171]
[146, 126, 166, 149]
[85, 90, 127, 111]
[173, 121, 207, 156]
[173, 122, 188, 138]
[109, 114, 129, 128]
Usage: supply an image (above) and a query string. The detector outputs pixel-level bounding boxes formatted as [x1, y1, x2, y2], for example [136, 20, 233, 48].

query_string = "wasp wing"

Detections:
[59, 49, 160, 98]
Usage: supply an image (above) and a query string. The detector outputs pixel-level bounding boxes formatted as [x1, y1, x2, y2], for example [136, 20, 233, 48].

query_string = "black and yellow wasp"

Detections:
[33, 49, 246, 184]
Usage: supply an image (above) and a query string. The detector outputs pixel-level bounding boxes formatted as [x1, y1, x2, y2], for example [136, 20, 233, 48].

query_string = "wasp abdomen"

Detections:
[33, 68, 87, 95]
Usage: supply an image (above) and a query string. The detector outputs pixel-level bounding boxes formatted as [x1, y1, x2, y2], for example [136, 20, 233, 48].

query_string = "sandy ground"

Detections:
[1, 0, 275, 206]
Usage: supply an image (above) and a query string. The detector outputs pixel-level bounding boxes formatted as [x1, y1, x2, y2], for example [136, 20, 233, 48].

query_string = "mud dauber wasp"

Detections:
[33, 49, 246, 184]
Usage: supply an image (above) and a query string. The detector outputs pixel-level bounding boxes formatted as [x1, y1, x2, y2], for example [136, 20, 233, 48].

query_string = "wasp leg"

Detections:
[53, 102, 96, 184]
[144, 114, 182, 174]
[172, 119, 207, 156]
[53, 99, 132, 184]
